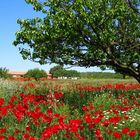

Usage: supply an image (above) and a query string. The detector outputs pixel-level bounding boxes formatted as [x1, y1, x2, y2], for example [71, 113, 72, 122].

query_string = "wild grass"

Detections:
[0, 78, 139, 139]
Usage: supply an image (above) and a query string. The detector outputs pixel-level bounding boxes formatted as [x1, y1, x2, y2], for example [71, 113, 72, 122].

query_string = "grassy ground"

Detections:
[0, 78, 139, 139]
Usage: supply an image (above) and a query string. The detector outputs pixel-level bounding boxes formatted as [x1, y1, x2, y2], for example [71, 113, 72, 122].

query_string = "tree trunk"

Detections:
[123, 74, 126, 79]
[111, 61, 140, 83]
[134, 75, 140, 83]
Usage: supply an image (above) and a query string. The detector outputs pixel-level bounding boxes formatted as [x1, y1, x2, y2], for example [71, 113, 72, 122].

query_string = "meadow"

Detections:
[0, 78, 140, 140]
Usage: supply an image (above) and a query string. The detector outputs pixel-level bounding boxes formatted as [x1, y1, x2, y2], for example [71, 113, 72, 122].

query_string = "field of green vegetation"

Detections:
[0, 79, 140, 140]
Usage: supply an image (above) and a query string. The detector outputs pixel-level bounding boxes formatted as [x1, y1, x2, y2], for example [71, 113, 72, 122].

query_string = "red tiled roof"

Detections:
[8, 71, 51, 76]
[8, 71, 26, 75]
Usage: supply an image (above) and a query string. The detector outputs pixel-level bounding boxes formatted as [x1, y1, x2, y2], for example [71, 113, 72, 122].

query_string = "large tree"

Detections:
[125, 0, 140, 15]
[13, 0, 140, 82]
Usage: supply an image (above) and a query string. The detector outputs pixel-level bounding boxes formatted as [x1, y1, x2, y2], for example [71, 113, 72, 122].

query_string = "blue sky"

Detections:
[0, 0, 112, 73]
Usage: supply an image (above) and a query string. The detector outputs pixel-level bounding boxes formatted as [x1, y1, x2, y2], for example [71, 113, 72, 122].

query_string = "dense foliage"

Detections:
[0, 67, 11, 79]
[13, 0, 140, 82]
[49, 65, 64, 78]
[50, 65, 80, 78]
[125, 0, 140, 15]
[24, 68, 47, 80]
[80, 72, 127, 79]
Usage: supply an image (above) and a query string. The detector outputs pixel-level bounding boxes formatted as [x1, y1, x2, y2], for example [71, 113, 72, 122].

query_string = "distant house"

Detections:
[47, 73, 52, 79]
[58, 76, 79, 80]
[8, 71, 53, 79]
[8, 71, 26, 78]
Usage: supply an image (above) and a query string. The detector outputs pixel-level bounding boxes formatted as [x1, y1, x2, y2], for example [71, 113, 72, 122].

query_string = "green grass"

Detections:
[0, 78, 139, 139]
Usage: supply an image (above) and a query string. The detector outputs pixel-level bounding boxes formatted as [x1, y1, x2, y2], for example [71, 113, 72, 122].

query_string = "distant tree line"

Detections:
[49, 65, 132, 79]
[49, 65, 80, 78]
[79, 72, 131, 79]
[0, 66, 132, 80]
[0, 67, 47, 80]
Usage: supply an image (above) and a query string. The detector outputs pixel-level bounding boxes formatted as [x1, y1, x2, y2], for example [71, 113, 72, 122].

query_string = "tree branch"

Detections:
[125, 0, 140, 15]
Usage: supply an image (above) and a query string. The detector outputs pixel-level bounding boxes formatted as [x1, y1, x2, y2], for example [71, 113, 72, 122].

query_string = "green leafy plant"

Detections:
[49, 65, 65, 78]
[50, 65, 80, 78]
[0, 67, 11, 79]
[24, 68, 47, 80]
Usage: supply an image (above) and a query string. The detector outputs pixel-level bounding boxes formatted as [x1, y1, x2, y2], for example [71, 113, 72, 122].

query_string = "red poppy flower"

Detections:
[0, 128, 6, 133]
[95, 129, 101, 136]
[14, 129, 20, 134]
[65, 133, 70, 138]
[92, 117, 102, 124]
[88, 124, 94, 130]
[122, 127, 130, 134]
[8, 96, 17, 103]
[128, 130, 136, 137]
[84, 114, 92, 123]
[42, 124, 60, 138]
[26, 126, 31, 131]
[103, 120, 110, 127]
[69, 119, 82, 133]
[108, 116, 122, 126]
[112, 109, 119, 114]
[106, 129, 112, 134]
[78, 136, 84, 140]
[8, 136, 16, 140]
[137, 130, 140, 134]
[53, 92, 63, 99]
[96, 135, 103, 140]
[82, 106, 89, 111]
[47, 108, 53, 116]
[113, 131, 122, 139]
[0, 136, 6, 139]
[75, 133, 80, 139]
[0, 98, 4, 107]
[29, 137, 36, 140]
[23, 134, 30, 139]
[1, 106, 9, 115]
[123, 116, 129, 120]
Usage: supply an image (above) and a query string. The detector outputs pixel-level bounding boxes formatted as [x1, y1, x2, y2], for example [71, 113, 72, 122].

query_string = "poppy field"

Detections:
[0, 79, 140, 140]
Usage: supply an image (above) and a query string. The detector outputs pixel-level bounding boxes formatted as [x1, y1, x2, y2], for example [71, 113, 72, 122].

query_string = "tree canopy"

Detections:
[49, 65, 79, 78]
[125, 0, 140, 15]
[24, 68, 47, 80]
[13, 0, 140, 82]
[49, 65, 64, 78]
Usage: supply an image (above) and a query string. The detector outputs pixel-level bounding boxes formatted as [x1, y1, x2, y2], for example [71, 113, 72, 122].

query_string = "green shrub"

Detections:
[49, 65, 64, 78]
[50, 65, 80, 78]
[24, 68, 47, 80]
[0, 67, 11, 79]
